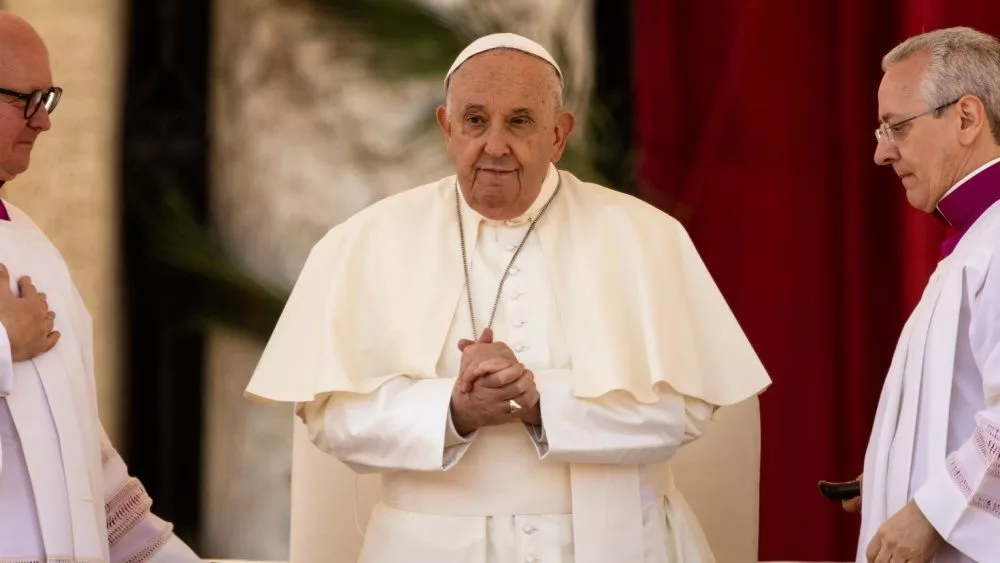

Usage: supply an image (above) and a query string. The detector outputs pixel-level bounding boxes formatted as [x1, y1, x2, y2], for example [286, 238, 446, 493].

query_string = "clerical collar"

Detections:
[0, 181, 9, 222]
[458, 163, 560, 229]
[936, 157, 1000, 258]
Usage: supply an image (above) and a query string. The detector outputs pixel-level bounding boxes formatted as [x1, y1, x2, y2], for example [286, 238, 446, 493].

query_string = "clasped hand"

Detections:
[449, 328, 540, 435]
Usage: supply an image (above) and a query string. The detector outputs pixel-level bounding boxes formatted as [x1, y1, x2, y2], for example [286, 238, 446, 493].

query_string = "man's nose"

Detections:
[29, 106, 51, 131]
[873, 140, 897, 166]
[483, 127, 511, 158]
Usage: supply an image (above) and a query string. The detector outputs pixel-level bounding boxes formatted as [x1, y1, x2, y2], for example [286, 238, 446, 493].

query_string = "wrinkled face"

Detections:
[0, 21, 53, 182]
[874, 53, 965, 212]
[436, 49, 574, 219]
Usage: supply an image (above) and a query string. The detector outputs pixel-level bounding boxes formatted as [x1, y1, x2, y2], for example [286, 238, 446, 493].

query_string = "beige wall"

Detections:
[4, 0, 124, 443]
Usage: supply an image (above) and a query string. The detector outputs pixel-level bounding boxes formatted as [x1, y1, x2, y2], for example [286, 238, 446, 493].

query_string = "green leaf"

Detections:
[296, 0, 477, 80]
[138, 186, 289, 340]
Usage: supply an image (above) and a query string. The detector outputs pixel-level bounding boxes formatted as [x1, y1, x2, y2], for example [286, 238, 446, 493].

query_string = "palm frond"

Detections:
[297, 0, 475, 80]
[138, 186, 289, 340]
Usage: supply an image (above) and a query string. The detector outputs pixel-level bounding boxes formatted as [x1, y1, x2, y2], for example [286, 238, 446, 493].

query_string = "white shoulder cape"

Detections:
[246, 167, 771, 407]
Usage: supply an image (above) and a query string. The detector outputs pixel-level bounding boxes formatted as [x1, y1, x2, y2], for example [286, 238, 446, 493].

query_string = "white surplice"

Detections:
[247, 165, 772, 563]
[0, 201, 200, 563]
[859, 175, 1000, 561]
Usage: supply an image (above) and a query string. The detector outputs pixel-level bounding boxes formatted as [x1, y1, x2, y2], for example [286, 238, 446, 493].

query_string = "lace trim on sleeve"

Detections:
[106, 477, 154, 547]
[973, 414, 1000, 476]
[947, 414, 1000, 519]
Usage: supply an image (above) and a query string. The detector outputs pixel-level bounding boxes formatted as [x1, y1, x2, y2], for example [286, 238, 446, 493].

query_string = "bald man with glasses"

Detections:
[0, 11, 201, 563]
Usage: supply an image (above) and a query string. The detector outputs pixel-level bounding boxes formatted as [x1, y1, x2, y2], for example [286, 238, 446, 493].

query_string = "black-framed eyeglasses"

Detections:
[0, 86, 62, 120]
[874, 97, 961, 145]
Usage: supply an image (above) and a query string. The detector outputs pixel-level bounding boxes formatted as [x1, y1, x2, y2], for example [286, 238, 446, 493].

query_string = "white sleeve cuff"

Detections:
[529, 377, 576, 460]
[524, 422, 548, 458]
[444, 409, 476, 448]
[913, 461, 968, 538]
[913, 447, 1000, 562]
[0, 321, 13, 397]
[413, 378, 475, 470]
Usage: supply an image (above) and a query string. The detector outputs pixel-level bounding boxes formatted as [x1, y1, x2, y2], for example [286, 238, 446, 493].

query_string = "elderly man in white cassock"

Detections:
[847, 26, 1000, 563]
[0, 12, 201, 563]
[246, 33, 771, 563]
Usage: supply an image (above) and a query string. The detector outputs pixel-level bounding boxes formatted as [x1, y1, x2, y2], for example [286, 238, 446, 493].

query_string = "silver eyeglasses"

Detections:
[874, 98, 960, 145]
[0, 86, 62, 120]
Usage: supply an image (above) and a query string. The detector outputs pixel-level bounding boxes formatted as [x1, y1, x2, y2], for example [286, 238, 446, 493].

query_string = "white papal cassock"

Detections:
[0, 200, 200, 563]
[859, 158, 1000, 563]
[246, 164, 772, 563]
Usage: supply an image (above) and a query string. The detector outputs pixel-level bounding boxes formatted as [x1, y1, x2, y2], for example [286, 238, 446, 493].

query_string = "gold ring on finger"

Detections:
[507, 399, 522, 415]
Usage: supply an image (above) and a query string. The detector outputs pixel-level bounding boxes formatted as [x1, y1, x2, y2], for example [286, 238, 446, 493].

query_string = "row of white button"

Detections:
[523, 523, 538, 562]
[502, 236, 535, 371]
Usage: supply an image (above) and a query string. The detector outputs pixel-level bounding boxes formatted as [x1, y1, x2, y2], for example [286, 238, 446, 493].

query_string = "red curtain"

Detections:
[633, 1, 1000, 560]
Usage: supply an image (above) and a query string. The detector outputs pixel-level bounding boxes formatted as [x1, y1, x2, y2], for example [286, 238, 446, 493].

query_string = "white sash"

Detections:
[570, 465, 645, 563]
